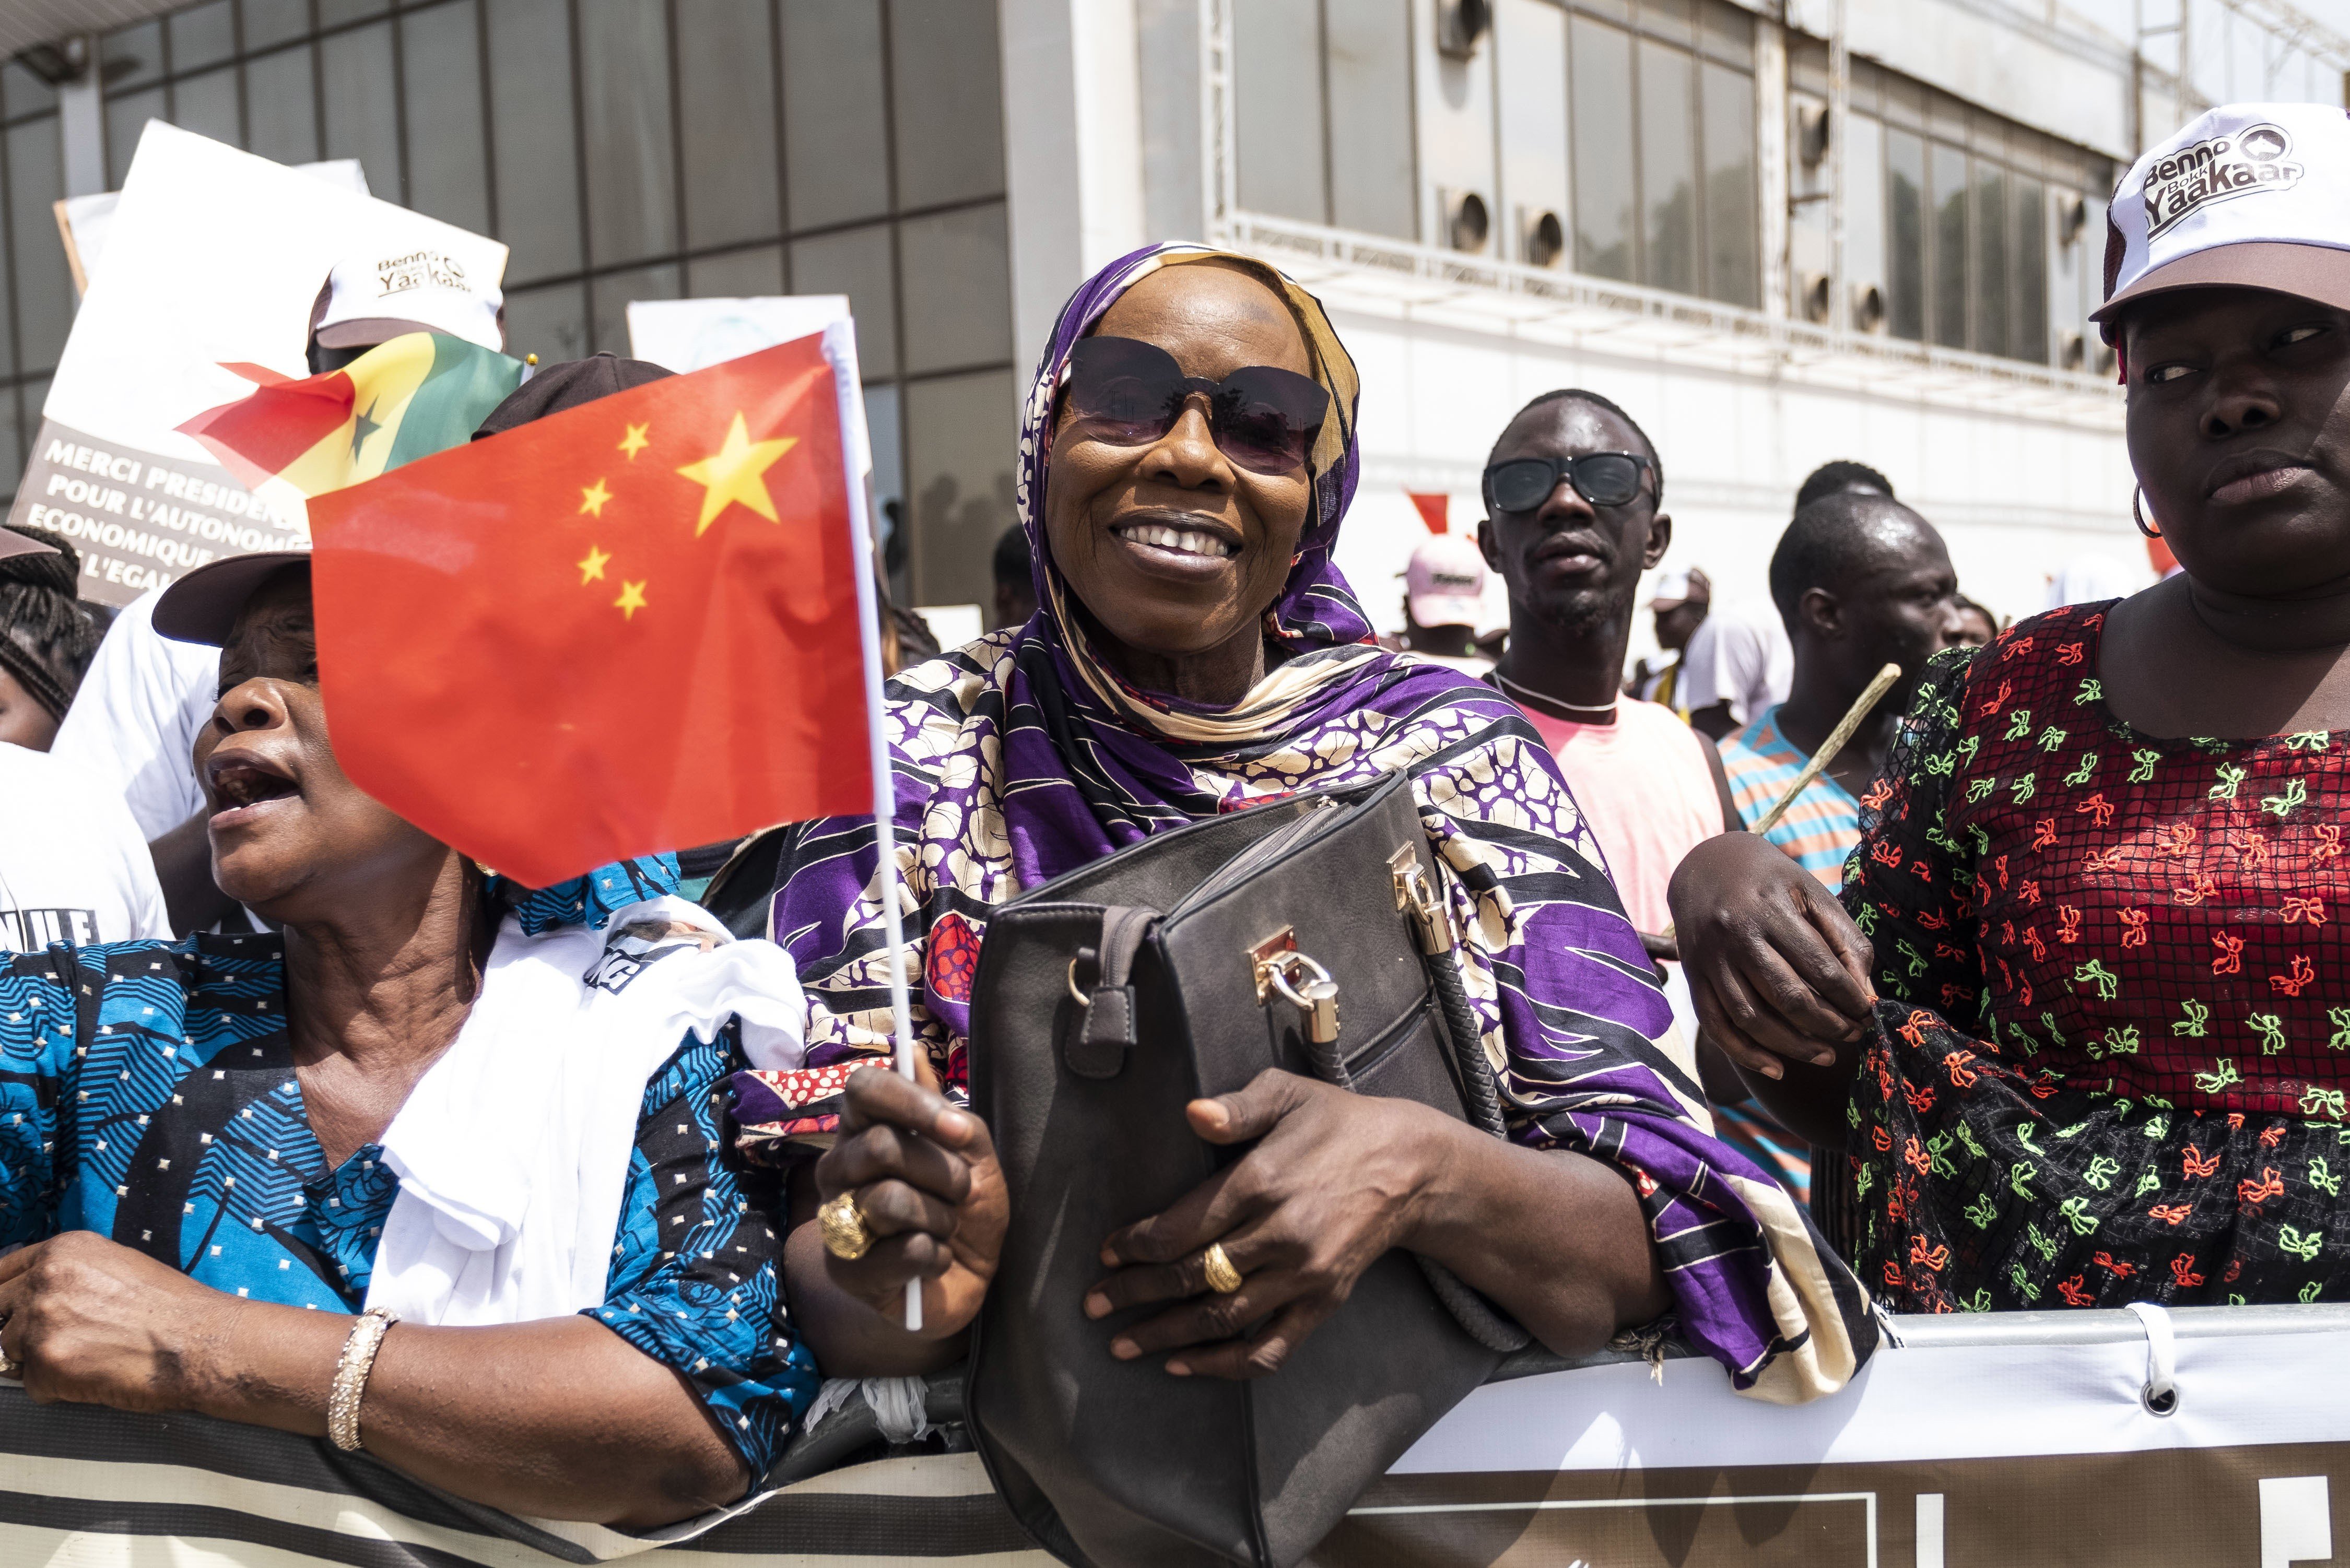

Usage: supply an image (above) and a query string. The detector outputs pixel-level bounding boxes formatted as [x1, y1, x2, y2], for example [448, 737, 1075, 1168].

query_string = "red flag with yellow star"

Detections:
[303, 332, 871, 886]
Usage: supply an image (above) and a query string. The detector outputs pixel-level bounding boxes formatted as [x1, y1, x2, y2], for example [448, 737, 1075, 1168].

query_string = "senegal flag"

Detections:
[179, 333, 526, 514]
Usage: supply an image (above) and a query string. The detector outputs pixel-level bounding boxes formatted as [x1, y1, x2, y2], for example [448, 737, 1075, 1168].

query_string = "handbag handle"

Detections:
[1394, 853, 1509, 1139]
[1063, 905, 1157, 1080]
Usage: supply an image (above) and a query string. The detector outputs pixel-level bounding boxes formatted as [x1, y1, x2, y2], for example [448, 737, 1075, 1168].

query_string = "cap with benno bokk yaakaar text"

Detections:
[311, 243, 506, 354]
[2093, 101, 2350, 339]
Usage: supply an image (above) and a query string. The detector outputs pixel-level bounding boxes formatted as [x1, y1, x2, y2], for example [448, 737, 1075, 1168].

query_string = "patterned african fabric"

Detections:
[0, 859, 817, 1478]
[1720, 704, 1862, 889]
[1843, 602, 2350, 1312]
[728, 242, 1875, 1402]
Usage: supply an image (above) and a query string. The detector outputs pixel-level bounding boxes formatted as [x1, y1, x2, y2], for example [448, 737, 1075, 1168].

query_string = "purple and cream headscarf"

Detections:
[734, 244, 1873, 1401]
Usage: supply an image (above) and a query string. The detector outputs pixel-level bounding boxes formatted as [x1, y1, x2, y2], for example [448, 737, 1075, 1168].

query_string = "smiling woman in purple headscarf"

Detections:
[735, 244, 1872, 1399]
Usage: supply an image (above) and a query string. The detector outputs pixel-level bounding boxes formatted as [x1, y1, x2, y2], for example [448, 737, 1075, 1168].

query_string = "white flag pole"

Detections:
[823, 319, 924, 1335]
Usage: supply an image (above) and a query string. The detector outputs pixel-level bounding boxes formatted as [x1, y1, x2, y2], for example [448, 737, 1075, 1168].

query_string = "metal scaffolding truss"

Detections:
[1217, 211, 2126, 432]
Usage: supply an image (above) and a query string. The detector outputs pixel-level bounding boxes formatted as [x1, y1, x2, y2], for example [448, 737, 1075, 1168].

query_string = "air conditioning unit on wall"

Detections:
[2058, 193, 2090, 246]
[1520, 207, 1565, 268]
[1437, 0, 1491, 59]
[1851, 282, 1886, 333]
[1795, 102, 1830, 169]
[1440, 188, 1491, 254]
[1799, 272, 1831, 323]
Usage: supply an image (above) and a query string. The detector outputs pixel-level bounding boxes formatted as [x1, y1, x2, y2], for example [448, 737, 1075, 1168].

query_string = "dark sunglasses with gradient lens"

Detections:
[1483, 452, 1654, 513]
[1061, 336, 1331, 476]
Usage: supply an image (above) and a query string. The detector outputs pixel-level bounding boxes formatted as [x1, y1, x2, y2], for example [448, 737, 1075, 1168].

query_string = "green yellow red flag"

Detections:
[302, 332, 871, 885]
[178, 332, 526, 514]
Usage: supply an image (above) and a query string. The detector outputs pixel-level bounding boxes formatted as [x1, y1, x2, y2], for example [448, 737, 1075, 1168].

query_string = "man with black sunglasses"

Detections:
[1474, 390, 1741, 946]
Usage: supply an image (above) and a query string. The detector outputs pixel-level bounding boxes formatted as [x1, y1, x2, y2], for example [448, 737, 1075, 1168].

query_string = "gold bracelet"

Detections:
[327, 1307, 398, 1454]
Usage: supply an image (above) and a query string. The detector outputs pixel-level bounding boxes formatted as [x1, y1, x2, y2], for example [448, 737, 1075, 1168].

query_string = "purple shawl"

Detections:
[735, 244, 1872, 1400]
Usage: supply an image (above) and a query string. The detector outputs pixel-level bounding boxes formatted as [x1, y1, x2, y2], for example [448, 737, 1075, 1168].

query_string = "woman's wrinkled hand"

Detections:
[0, 1232, 237, 1412]
[811, 1064, 1007, 1339]
[1085, 1069, 1448, 1380]
[1667, 832, 1877, 1081]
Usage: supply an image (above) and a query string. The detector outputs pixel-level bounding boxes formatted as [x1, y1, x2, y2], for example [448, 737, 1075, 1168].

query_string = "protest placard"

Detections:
[625, 294, 850, 374]
[6, 122, 506, 606]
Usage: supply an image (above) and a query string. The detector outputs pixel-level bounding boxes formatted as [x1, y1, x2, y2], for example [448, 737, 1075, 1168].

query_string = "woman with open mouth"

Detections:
[1672, 102, 2350, 1312]
[0, 361, 822, 1529]
[733, 245, 1873, 1418]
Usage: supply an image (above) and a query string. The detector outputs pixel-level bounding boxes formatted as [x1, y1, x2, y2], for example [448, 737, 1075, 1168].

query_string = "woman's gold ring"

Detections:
[819, 1192, 876, 1260]
[1202, 1242, 1243, 1295]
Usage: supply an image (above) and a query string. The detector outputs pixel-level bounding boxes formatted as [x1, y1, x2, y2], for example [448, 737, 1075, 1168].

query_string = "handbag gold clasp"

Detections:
[1390, 846, 1459, 956]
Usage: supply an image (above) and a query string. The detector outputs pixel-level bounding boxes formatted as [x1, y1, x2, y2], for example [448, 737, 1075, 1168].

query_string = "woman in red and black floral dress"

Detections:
[1810, 604, 2350, 1309]
[1672, 101, 2350, 1310]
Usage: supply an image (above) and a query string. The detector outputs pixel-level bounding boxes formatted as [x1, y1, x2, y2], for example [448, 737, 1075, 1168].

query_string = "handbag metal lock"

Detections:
[1251, 929, 1342, 1050]
[1391, 846, 1459, 955]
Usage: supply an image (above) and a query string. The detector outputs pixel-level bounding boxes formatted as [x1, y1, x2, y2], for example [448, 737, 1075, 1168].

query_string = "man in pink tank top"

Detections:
[1478, 390, 1825, 1207]
[1473, 390, 1737, 937]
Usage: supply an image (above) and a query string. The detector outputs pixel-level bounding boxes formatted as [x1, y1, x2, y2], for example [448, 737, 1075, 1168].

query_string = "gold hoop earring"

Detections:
[2132, 486, 2162, 539]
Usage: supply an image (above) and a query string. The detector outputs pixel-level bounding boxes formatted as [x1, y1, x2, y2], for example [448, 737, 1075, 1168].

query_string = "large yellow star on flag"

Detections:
[675, 412, 796, 536]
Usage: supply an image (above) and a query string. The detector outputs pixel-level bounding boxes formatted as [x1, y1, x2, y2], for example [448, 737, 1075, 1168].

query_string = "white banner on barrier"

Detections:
[4, 1307, 2347, 1565]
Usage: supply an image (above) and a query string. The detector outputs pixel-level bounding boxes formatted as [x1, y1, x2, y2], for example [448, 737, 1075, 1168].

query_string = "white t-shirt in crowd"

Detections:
[51, 587, 219, 841]
[1678, 601, 1792, 727]
[0, 742, 172, 949]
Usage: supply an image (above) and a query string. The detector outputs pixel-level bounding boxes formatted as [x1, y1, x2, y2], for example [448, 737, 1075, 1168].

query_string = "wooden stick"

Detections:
[1747, 661, 1904, 836]
[1655, 661, 1902, 944]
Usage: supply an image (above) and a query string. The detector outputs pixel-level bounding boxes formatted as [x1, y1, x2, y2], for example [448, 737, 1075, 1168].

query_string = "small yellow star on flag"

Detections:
[579, 477, 613, 517]
[617, 422, 651, 461]
[577, 545, 611, 584]
[676, 412, 796, 536]
[614, 580, 648, 620]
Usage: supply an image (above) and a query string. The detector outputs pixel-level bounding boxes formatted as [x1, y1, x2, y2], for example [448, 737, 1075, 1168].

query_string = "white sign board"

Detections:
[626, 296, 852, 375]
[6, 123, 506, 605]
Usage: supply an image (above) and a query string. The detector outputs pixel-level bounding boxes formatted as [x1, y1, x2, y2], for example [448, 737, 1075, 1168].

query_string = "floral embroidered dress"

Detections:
[1845, 601, 2350, 1312]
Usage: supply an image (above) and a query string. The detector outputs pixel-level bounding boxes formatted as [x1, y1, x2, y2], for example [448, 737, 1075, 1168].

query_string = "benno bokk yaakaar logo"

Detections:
[2144, 122, 2302, 238]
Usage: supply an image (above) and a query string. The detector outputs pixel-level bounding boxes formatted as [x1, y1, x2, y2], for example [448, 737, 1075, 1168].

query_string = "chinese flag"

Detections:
[304, 333, 873, 887]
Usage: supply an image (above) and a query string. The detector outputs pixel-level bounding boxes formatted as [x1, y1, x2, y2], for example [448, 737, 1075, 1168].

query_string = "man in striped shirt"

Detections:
[1719, 490, 1965, 889]
[1709, 490, 1965, 1219]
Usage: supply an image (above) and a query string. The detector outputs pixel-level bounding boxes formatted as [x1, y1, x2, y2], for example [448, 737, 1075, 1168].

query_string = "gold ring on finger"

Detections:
[819, 1192, 875, 1260]
[1202, 1242, 1243, 1295]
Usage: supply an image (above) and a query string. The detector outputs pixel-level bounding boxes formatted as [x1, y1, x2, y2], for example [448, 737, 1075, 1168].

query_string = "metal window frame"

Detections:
[22, 0, 1019, 590]
[1216, 207, 2123, 422]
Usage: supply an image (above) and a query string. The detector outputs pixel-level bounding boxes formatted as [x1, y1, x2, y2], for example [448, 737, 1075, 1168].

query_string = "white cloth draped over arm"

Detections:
[366, 897, 809, 1327]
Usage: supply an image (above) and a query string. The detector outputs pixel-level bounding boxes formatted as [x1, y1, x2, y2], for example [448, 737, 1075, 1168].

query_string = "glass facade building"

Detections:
[1, 0, 1019, 605]
[1231, 0, 2114, 366]
[0, 59, 68, 509]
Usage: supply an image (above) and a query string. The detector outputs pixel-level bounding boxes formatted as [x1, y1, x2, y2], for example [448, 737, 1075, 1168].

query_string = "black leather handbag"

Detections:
[965, 771, 1526, 1568]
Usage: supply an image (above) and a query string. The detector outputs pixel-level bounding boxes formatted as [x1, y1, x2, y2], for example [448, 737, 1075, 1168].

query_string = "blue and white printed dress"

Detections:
[0, 858, 816, 1480]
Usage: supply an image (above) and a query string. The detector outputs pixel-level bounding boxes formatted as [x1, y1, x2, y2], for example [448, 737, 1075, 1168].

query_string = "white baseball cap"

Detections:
[311, 242, 505, 352]
[1648, 565, 1710, 611]
[2093, 102, 2350, 338]
[1405, 534, 1487, 628]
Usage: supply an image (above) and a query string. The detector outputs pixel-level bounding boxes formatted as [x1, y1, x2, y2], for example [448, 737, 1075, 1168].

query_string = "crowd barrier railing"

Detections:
[5, 1302, 2346, 1566]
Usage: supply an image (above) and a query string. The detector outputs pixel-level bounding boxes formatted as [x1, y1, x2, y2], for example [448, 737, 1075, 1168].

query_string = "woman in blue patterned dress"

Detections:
[0, 553, 815, 1527]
